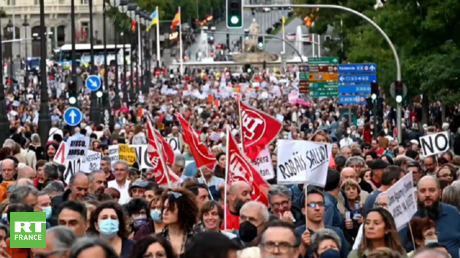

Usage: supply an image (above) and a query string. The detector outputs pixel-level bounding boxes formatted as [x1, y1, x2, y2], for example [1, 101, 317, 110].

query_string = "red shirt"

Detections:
[370, 177, 381, 189]
[221, 205, 240, 231]
[363, 129, 372, 143]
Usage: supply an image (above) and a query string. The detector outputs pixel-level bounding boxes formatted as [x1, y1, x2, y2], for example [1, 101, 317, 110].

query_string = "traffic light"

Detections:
[226, 0, 243, 29]
[244, 63, 252, 74]
[371, 82, 379, 95]
[68, 80, 78, 107]
[395, 81, 403, 97]
[244, 29, 249, 40]
[257, 36, 265, 50]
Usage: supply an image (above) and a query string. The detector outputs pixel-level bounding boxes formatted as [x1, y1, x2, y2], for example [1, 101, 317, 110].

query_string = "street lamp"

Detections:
[127, 3, 137, 100]
[22, 18, 29, 87]
[137, 10, 144, 94]
[118, 0, 129, 104]
[7, 20, 14, 80]
[39, 0, 51, 147]
[109, 0, 121, 110]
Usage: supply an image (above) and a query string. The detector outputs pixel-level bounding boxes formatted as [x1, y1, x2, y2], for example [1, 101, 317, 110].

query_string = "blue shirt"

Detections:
[295, 225, 349, 258]
[324, 192, 343, 229]
[399, 203, 460, 258]
[183, 161, 198, 178]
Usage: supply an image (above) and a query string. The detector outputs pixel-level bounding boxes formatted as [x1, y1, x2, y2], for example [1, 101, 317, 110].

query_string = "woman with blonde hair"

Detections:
[29, 133, 44, 160]
[310, 130, 336, 168]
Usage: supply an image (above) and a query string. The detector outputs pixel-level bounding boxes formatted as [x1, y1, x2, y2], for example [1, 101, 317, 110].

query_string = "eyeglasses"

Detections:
[307, 202, 325, 208]
[260, 241, 297, 253]
[271, 200, 289, 209]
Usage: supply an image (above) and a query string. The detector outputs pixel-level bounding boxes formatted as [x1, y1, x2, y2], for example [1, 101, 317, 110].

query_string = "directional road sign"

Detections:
[309, 82, 339, 88]
[64, 107, 83, 127]
[307, 65, 338, 73]
[310, 90, 340, 97]
[85, 75, 101, 91]
[309, 73, 339, 82]
[298, 81, 310, 94]
[308, 57, 339, 65]
[338, 64, 377, 73]
[339, 74, 377, 84]
[339, 85, 371, 94]
[339, 95, 368, 104]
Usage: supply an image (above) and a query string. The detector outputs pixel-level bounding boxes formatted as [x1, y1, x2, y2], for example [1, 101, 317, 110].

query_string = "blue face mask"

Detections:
[42, 206, 52, 219]
[319, 249, 340, 258]
[150, 209, 162, 223]
[98, 219, 119, 239]
[425, 239, 438, 245]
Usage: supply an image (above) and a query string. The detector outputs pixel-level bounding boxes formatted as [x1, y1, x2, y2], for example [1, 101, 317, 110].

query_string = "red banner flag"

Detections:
[175, 113, 216, 169]
[239, 101, 282, 161]
[227, 130, 269, 206]
[146, 117, 180, 186]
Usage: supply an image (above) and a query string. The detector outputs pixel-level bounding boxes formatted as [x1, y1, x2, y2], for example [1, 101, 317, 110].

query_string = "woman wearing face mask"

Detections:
[348, 208, 406, 258]
[134, 189, 166, 241]
[89, 202, 134, 258]
[311, 228, 343, 258]
[407, 217, 437, 257]
[158, 189, 198, 258]
[125, 198, 151, 237]
[200, 200, 236, 239]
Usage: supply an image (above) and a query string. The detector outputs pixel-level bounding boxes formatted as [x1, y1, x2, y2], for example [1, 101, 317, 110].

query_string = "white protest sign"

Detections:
[276, 140, 332, 187]
[66, 135, 90, 160]
[80, 150, 102, 173]
[131, 145, 154, 169]
[63, 158, 82, 184]
[249, 147, 275, 180]
[109, 145, 119, 168]
[166, 137, 180, 152]
[420, 131, 450, 156]
[386, 172, 417, 229]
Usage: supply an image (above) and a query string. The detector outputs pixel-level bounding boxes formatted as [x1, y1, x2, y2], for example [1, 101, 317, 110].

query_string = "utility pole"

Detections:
[38, 0, 51, 147]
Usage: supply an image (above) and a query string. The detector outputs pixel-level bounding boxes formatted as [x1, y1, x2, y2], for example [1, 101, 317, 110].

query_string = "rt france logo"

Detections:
[10, 212, 46, 248]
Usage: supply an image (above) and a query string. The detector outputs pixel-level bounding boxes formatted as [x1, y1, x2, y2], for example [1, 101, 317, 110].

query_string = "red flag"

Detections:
[227, 131, 269, 206]
[146, 117, 180, 186]
[154, 130, 175, 165]
[239, 101, 282, 161]
[175, 113, 216, 169]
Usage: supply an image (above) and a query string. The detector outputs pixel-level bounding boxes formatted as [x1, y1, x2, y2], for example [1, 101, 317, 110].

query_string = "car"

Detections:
[286, 33, 296, 41]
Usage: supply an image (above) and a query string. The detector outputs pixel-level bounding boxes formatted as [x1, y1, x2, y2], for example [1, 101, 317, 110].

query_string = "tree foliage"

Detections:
[293, 0, 460, 104]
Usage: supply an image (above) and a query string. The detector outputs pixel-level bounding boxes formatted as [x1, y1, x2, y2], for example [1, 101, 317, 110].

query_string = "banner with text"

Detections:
[420, 131, 450, 156]
[249, 146, 275, 180]
[130, 145, 154, 169]
[386, 172, 417, 229]
[109, 145, 119, 168]
[63, 158, 82, 184]
[276, 140, 332, 187]
[80, 150, 102, 173]
[65, 135, 90, 160]
[166, 137, 180, 152]
[118, 144, 137, 165]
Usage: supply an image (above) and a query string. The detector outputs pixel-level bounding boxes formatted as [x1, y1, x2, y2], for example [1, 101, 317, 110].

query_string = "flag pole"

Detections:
[138, 17, 141, 83]
[178, 6, 183, 74]
[238, 100, 244, 147]
[156, 6, 161, 68]
[224, 126, 230, 230]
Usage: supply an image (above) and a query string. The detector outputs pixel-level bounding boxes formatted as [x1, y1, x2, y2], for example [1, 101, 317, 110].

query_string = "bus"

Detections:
[54, 44, 131, 66]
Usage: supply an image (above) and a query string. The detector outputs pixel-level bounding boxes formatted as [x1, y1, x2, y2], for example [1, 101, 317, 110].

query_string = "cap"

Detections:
[371, 160, 389, 170]
[130, 181, 149, 190]
[410, 139, 419, 145]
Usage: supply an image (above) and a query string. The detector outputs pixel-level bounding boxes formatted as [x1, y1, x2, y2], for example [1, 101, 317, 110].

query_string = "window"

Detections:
[80, 0, 88, 4]
[7, 0, 16, 5]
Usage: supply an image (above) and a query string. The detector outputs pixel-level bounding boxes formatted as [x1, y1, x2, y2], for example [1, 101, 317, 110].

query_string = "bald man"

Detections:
[339, 167, 369, 209]
[225, 181, 252, 231]
[18, 166, 36, 181]
[413, 249, 450, 258]
[1, 159, 16, 182]
[398, 176, 460, 258]
[16, 178, 34, 186]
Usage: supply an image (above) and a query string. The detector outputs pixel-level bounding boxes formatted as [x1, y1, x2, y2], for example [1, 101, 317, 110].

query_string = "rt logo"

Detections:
[10, 212, 47, 248]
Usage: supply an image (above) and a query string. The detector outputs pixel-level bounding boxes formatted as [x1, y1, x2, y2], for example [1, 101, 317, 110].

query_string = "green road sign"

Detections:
[308, 57, 339, 65]
[299, 73, 309, 80]
[309, 82, 339, 88]
[309, 90, 339, 97]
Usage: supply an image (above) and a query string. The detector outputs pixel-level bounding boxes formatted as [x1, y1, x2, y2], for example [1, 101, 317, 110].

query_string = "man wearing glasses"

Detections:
[407, 162, 423, 186]
[295, 189, 349, 258]
[259, 220, 300, 258]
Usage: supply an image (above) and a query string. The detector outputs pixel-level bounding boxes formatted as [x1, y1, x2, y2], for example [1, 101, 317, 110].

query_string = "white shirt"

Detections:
[108, 179, 131, 205]
[352, 224, 364, 250]
[339, 137, 353, 147]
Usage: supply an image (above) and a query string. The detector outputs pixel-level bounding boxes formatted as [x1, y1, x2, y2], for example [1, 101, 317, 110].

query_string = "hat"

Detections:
[371, 160, 389, 170]
[130, 181, 149, 190]
[410, 139, 419, 145]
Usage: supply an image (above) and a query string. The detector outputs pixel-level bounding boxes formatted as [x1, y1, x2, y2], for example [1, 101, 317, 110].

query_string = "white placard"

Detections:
[66, 135, 90, 160]
[276, 114, 284, 122]
[63, 158, 82, 184]
[249, 147, 275, 180]
[131, 145, 154, 169]
[80, 150, 102, 173]
[109, 145, 119, 168]
[166, 137, 180, 152]
[276, 140, 332, 187]
[386, 172, 417, 229]
[420, 131, 450, 156]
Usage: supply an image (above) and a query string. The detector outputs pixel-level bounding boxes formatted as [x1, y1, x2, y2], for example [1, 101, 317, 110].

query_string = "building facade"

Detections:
[0, 0, 117, 59]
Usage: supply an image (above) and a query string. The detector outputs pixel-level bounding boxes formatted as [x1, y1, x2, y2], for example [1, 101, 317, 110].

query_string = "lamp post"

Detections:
[137, 11, 144, 95]
[88, 0, 100, 125]
[143, 12, 152, 94]
[6, 20, 14, 80]
[109, 0, 121, 110]
[22, 18, 29, 87]
[0, 14, 7, 144]
[127, 3, 137, 100]
[38, 0, 51, 147]
[119, 0, 128, 104]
